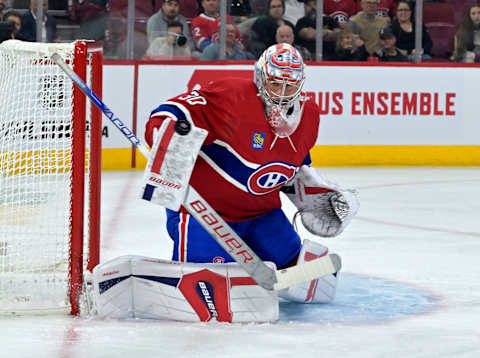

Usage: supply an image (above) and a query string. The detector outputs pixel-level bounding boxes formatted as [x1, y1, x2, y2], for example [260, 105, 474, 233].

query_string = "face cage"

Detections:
[259, 73, 305, 109]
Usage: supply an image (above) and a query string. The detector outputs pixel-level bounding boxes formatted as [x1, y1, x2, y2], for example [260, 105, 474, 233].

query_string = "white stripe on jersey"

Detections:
[164, 100, 195, 125]
[199, 151, 249, 193]
[150, 110, 178, 120]
[213, 139, 260, 169]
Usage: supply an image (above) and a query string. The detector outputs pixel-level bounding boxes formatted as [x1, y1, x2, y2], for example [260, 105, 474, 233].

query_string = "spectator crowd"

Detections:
[1, 0, 480, 63]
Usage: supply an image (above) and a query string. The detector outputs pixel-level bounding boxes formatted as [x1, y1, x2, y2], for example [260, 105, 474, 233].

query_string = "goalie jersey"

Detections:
[145, 78, 320, 222]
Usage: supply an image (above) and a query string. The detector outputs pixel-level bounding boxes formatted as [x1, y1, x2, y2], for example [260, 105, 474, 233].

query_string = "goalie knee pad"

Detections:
[278, 239, 339, 303]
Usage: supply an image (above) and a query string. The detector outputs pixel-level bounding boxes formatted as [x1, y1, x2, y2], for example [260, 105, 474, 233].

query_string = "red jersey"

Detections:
[356, 0, 397, 18]
[324, 0, 357, 24]
[145, 78, 320, 222]
[190, 13, 238, 51]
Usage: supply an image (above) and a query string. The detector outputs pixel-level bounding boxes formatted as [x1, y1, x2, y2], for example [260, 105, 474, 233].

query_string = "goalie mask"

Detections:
[254, 43, 306, 139]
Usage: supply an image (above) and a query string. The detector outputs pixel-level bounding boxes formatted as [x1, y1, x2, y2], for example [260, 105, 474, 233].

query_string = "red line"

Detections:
[356, 179, 480, 190]
[353, 177, 480, 237]
[356, 216, 480, 237]
[102, 172, 137, 251]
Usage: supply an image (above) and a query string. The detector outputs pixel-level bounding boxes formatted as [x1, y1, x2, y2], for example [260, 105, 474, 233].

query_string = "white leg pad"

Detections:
[90, 255, 279, 323]
[278, 239, 339, 303]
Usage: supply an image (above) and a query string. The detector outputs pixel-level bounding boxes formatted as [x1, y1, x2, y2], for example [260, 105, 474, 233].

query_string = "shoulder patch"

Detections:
[251, 132, 265, 150]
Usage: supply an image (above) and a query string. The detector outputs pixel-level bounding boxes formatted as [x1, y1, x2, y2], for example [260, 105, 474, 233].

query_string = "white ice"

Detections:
[1, 167, 480, 358]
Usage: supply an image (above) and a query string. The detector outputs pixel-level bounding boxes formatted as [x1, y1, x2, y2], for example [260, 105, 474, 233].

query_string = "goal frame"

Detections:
[70, 40, 102, 315]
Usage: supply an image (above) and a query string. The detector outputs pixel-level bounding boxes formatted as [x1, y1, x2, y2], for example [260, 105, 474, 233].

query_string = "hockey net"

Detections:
[0, 40, 102, 315]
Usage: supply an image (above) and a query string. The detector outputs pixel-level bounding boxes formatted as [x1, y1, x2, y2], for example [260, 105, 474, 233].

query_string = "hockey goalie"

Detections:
[90, 44, 359, 323]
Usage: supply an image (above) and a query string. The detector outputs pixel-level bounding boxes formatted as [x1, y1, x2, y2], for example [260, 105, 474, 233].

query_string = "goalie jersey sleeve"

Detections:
[145, 78, 320, 222]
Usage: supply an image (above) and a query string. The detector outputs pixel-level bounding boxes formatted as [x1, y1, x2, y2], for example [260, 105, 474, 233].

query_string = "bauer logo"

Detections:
[247, 162, 296, 195]
[196, 281, 218, 318]
[251, 132, 265, 150]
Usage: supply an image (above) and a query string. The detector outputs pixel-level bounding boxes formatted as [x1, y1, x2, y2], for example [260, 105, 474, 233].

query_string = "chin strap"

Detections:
[270, 134, 297, 152]
[266, 96, 307, 152]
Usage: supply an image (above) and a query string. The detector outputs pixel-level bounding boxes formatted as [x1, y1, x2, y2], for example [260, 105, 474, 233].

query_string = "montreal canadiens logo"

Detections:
[247, 162, 297, 196]
[270, 49, 301, 70]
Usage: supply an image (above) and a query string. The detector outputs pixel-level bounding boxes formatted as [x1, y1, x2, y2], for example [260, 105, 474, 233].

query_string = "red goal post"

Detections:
[0, 40, 102, 315]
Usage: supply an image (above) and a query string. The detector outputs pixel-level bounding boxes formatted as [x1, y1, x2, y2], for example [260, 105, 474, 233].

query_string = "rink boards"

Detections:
[97, 62, 480, 168]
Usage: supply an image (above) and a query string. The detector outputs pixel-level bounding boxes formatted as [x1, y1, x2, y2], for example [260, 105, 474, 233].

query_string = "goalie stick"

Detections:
[51, 52, 341, 291]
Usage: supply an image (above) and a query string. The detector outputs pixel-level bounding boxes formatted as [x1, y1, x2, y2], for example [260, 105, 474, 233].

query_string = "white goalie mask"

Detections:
[254, 44, 306, 138]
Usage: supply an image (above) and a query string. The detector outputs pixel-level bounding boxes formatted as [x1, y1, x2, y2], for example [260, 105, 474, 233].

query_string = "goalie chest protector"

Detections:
[146, 78, 320, 222]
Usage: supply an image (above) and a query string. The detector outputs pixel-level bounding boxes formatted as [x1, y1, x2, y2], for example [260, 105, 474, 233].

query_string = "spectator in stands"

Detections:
[249, 0, 294, 58]
[453, 3, 480, 63]
[3, 10, 23, 39]
[348, 0, 388, 55]
[0, 0, 12, 19]
[229, 0, 252, 23]
[275, 24, 312, 60]
[374, 26, 408, 61]
[332, 26, 369, 61]
[70, 0, 108, 41]
[295, 0, 339, 60]
[191, 0, 238, 52]
[147, 0, 193, 50]
[355, 0, 396, 20]
[199, 21, 254, 60]
[283, 0, 304, 25]
[391, 0, 432, 61]
[18, 0, 57, 42]
[325, 0, 357, 28]
[145, 21, 192, 58]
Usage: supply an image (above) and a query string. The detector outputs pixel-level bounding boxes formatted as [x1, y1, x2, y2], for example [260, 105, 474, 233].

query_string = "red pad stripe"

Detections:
[178, 269, 233, 322]
[230, 277, 257, 287]
[151, 120, 176, 174]
[304, 187, 335, 195]
[304, 250, 328, 302]
[305, 278, 318, 302]
[179, 213, 188, 262]
[304, 250, 328, 262]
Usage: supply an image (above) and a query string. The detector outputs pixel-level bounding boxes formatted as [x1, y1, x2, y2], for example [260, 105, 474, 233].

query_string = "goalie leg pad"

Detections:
[278, 239, 339, 303]
[91, 255, 279, 323]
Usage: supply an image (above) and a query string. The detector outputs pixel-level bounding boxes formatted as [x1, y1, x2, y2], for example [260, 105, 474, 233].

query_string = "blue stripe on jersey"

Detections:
[150, 104, 187, 121]
[201, 143, 256, 187]
[302, 153, 312, 166]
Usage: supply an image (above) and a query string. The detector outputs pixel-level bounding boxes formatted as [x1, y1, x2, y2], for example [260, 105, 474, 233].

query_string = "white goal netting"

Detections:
[0, 40, 92, 313]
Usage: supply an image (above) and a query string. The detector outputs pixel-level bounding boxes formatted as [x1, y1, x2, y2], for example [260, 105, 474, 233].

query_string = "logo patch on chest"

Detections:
[247, 162, 297, 195]
[251, 132, 265, 150]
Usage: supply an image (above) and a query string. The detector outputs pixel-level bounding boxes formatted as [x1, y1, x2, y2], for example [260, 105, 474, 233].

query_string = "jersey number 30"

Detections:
[178, 91, 207, 106]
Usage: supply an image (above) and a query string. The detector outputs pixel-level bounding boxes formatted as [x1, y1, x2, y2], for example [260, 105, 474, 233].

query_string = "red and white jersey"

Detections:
[324, 0, 357, 24]
[356, 0, 397, 18]
[190, 13, 238, 50]
[145, 78, 320, 222]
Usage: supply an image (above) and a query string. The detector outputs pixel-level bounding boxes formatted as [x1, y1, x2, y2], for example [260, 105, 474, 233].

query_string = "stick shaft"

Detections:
[52, 53, 150, 159]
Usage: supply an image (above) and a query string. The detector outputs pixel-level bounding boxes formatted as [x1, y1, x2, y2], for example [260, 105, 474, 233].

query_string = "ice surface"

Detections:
[1, 167, 479, 358]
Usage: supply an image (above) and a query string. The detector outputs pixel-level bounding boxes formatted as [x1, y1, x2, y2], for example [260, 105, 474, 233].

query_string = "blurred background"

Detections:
[1, 0, 478, 63]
